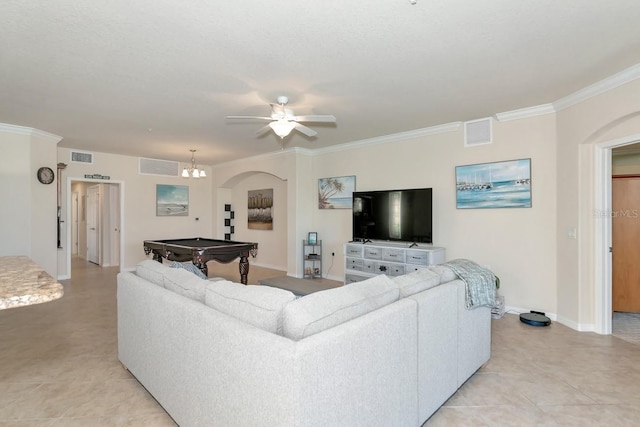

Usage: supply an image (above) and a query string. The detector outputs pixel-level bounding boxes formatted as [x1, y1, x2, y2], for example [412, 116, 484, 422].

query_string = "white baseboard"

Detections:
[504, 305, 557, 321]
[505, 306, 597, 332]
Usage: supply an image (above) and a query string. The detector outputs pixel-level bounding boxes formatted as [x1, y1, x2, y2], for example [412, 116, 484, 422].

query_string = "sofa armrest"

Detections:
[291, 298, 419, 427]
[455, 279, 491, 387]
[117, 272, 298, 427]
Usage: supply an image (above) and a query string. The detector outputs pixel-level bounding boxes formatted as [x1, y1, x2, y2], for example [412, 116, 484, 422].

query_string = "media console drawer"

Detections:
[346, 257, 363, 271]
[405, 249, 429, 265]
[381, 247, 405, 263]
[376, 261, 405, 276]
[345, 244, 363, 257]
[364, 247, 382, 260]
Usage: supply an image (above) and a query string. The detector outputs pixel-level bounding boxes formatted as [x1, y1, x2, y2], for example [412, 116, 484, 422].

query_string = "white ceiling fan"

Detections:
[227, 96, 336, 139]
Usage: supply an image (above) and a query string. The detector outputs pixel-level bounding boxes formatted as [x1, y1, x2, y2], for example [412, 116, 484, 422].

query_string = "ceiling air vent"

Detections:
[139, 157, 180, 177]
[71, 151, 93, 164]
[464, 117, 493, 147]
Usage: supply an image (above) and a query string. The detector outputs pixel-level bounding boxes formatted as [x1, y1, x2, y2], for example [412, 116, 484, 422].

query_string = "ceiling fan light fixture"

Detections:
[269, 119, 296, 138]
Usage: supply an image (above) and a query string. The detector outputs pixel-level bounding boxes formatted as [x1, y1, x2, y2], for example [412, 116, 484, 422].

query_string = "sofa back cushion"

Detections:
[205, 281, 296, 334]
[392, 268, 440, 297]
[136, 260, 168, 287]
[427, 265, 458, 284]
[282, 275, 399, 341]
[163, 266, 208, 302]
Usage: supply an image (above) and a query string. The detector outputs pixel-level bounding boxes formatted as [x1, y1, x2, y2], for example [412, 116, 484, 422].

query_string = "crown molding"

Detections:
[0, 122, 62, 143]
[553, 63, 640, 112]
[312, 122, 462, 156]
[495, 104, 556, 122]
[213, 146, 313, 169]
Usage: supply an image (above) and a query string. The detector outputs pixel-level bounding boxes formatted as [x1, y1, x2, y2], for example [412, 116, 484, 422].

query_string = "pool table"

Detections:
[143, 238, 258, 285]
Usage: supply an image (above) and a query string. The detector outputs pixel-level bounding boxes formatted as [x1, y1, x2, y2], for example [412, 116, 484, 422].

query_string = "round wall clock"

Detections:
[37, 167, 55, 184]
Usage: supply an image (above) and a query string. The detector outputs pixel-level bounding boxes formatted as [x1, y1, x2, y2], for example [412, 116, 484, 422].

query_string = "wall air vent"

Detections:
[70, 151, 93, 164]
[139, 157, 180, 177]
[464, 117, 493, 147]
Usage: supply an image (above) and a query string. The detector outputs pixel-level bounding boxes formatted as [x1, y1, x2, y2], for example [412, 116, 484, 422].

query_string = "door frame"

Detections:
[64, 177, 125, 278]
[594, 133, 640, 334]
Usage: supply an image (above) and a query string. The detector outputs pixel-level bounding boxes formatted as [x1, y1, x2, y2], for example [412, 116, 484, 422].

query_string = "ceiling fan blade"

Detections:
[226, 115, 273, 120]
[294, 122, 317, 137]
[255, 124, 272, 136]
[292, 114, 337, 123]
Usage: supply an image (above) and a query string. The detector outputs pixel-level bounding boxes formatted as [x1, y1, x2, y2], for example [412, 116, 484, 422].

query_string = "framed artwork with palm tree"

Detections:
[318, 176, 356, 209]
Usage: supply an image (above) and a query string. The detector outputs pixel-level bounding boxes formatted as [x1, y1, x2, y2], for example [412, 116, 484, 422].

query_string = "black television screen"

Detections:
[352, 188, 433, 244]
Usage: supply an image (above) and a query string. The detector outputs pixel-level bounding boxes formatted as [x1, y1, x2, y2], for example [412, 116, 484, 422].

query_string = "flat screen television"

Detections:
[352, 188, 433, 244]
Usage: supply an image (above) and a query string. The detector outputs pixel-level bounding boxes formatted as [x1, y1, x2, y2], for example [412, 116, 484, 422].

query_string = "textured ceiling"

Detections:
[2, 0, 640, 165]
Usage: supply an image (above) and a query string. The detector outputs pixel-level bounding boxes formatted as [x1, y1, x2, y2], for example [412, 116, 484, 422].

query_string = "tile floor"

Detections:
[0, 259, 639, 426]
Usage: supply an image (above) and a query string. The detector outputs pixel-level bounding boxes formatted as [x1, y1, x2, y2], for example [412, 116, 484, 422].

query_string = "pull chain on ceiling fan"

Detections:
[227, 96, 336, 139]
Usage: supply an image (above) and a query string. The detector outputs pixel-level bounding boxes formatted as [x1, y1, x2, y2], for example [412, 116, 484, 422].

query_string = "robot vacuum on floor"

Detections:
[519, 311, 551, 327]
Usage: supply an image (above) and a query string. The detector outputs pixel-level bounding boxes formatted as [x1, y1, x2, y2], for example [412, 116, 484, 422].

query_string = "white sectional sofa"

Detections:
[117, 260, 491, 427]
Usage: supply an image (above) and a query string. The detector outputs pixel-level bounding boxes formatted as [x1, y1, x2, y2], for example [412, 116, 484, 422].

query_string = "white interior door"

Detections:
[72, 192, 79, 256]
[87, 185, 100, 264]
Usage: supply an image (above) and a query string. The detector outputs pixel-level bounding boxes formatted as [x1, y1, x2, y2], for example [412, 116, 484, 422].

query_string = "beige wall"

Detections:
[211, 150, 311, 276]
[0, 126, 60, 277]
[228, 172, 288, 270]
[556, 78, 640, 330]
[0, 132, 32, 257]
[310, 114, 558, 311]
[4, 67, 640, 331]
[56, 148, 213, 277]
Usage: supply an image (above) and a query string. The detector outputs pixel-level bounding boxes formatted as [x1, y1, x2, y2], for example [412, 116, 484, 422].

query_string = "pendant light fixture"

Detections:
[182, 149, 206, 178]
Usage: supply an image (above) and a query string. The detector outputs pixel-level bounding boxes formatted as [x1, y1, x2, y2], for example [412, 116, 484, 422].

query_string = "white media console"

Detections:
[344, 241, 446, 284]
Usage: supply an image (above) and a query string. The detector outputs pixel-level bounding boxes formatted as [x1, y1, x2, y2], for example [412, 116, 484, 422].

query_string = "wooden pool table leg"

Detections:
[239, 255, 249, 285]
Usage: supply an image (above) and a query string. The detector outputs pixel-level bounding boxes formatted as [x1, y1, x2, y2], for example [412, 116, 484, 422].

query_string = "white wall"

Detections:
[57, 148, 213, 277]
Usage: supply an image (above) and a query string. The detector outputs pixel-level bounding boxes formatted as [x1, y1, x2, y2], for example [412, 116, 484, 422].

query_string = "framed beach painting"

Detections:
[456, 158, 531, 209]
[156, 184, 189, 216]
[318, 175, 356, 209]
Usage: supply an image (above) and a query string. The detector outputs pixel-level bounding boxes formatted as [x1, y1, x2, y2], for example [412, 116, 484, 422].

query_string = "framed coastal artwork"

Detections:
[248, 188, 273, 230]
[318, 175, 356, 209]
[455, 158, 531, 209]
[156, 184, 189, 216]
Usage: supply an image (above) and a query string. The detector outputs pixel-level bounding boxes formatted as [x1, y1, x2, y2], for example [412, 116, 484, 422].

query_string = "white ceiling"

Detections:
[3, 1, 640, 166]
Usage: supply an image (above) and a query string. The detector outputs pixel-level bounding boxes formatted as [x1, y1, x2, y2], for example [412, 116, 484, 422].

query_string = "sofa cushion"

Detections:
[392, 268, 440, 297]
[136, 260, 168, 287]
[170, 261, 208, 280]
[282, 274, 399, 341]
[163, 267, 208, 302]
[428, 265, 458, 284]
[205, 280, 296, 334]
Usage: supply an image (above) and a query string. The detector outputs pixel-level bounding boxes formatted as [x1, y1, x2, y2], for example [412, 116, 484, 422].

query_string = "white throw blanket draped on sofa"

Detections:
[442, 259, 496, 309]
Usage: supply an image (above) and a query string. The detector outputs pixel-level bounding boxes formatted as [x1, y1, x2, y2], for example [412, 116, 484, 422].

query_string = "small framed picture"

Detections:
[308, 232, 318, 245]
